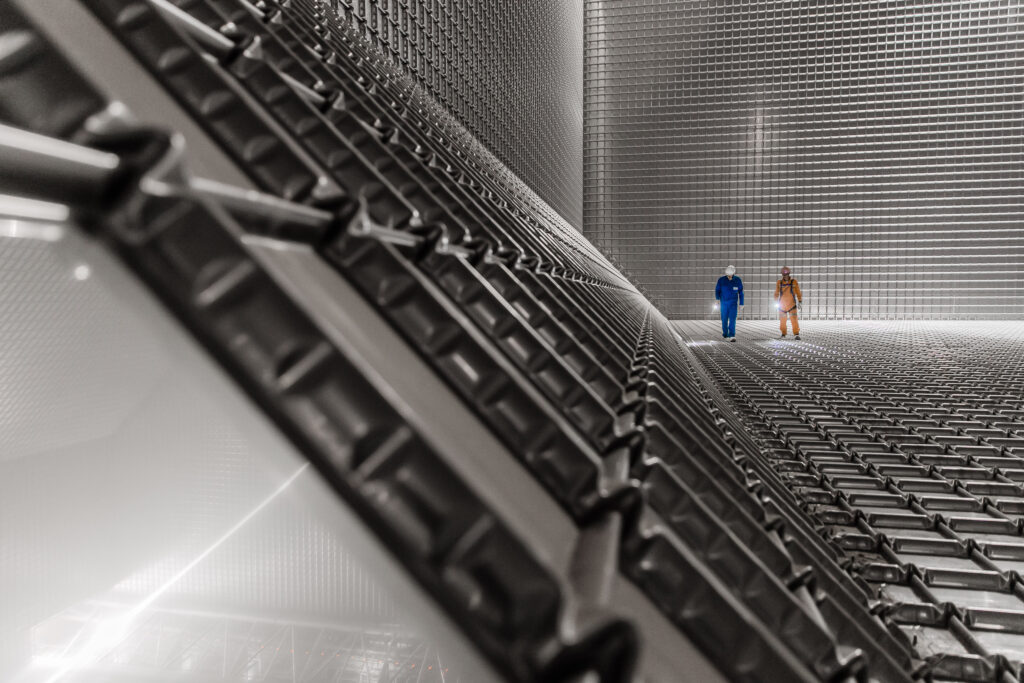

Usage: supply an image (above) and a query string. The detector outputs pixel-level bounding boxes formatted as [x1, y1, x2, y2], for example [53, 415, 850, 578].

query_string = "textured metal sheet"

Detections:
[4, 0, 1001, 678]
[585, 0, 1024, 320]
[328, 0, 585, 229]
[0, 224, 498, 683]
[679, 319, 1024, 680]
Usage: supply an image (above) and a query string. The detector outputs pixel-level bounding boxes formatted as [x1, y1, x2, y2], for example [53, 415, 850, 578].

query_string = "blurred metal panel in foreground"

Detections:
[0, 220, 498, 683]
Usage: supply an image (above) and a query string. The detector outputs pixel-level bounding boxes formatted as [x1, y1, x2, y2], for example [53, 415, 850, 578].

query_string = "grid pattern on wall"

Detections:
[329, 0, 585, 229]
[584, 0, 1024, 320]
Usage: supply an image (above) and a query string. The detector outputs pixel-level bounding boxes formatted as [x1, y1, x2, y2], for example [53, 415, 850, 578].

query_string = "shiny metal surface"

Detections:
[584, 0, 1024, 319]
[10, 0, 1018, 677]
[328, 0, 585, 229]
[0, 222, 498, 683]
[678, 319, 1024, 674]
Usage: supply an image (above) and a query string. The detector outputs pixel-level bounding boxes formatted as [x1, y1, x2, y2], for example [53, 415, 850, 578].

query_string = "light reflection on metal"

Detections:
[29, 603, 451, 683]
[0, 223, 495, 683]
[0, 207, 67, 236]
[34, 463, 311, 683]
[0, 195, 69, 224]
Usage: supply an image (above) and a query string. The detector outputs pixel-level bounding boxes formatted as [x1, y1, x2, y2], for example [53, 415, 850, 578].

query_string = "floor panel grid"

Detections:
[677, 320, 1024, 682]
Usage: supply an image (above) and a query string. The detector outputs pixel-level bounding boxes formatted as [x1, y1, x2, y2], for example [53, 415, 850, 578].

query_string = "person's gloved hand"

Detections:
[797, 302, 802, 310]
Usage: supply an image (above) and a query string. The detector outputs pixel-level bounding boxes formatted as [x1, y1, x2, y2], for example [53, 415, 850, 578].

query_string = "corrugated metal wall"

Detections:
[584, 0, 1024, 320]
[330, 0, 585, 229]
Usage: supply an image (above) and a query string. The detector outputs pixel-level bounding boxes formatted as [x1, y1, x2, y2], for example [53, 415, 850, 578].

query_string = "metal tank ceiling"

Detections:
[583, 0, 1024, 320]
[329, 0, 585, 229]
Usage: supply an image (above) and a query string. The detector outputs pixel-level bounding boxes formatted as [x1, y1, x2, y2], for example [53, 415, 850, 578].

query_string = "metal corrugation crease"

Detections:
[584, 0, 1024, 320]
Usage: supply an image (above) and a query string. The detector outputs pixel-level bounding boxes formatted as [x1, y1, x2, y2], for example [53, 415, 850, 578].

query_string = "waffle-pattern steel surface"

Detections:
[679, 320, 1024, 681]
[328, 0, 584, 229]
[0, 1, 941, 680]
[584, 0, 1024, 319]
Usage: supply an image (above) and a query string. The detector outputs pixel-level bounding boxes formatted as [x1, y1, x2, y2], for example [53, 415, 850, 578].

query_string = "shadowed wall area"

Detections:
[584, 0, 1024, 319]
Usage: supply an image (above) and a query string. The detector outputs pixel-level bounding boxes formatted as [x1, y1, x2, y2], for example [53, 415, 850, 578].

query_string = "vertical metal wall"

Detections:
[584, 0, 1024, 320]
[331, 0, 585, 229]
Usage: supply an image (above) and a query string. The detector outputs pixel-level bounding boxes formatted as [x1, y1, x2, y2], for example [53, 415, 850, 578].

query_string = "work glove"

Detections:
[797, 302, 802, 310]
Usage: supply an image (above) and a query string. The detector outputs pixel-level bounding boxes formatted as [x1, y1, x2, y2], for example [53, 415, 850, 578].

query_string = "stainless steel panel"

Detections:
[329, 0, 585, 230]
[677, 318, 1024, 672]
[585, 0, 1024, 320]
[0, 222, 498, 683]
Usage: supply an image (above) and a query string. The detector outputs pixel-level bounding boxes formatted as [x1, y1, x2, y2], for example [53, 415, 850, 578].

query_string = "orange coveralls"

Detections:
[775, 277, 802, 335]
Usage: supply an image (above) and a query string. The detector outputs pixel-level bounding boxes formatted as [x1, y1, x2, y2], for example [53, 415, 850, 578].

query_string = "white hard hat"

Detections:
[724, 265, 736, 276]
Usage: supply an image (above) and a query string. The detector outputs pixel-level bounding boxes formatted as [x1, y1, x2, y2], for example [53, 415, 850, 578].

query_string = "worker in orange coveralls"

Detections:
[774, 266, 802, 340]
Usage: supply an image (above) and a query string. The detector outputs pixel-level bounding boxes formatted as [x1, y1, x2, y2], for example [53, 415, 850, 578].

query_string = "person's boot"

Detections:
[729, 337, 737, 343]
[794, 334, 801, 340]
[780, 333, 787, 339]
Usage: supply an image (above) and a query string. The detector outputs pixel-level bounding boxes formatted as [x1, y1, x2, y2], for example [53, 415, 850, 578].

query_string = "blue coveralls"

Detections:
[715, 275, 744, 338]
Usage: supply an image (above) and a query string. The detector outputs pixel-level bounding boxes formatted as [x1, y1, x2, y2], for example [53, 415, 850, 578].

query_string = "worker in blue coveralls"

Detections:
[714, 265, 744, 342]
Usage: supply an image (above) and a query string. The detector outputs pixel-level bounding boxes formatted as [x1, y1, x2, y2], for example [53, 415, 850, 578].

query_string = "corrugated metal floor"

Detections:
[678, 319, 1024, 679]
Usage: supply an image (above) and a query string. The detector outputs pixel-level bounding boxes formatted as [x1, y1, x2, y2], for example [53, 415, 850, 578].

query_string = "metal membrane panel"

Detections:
[329, 0, 585, 229]
[0, 225, 497, 683]
[679, 319, 1024, 680]
[3, 0, 1012, 680]
[585, 0, 1024, 319]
